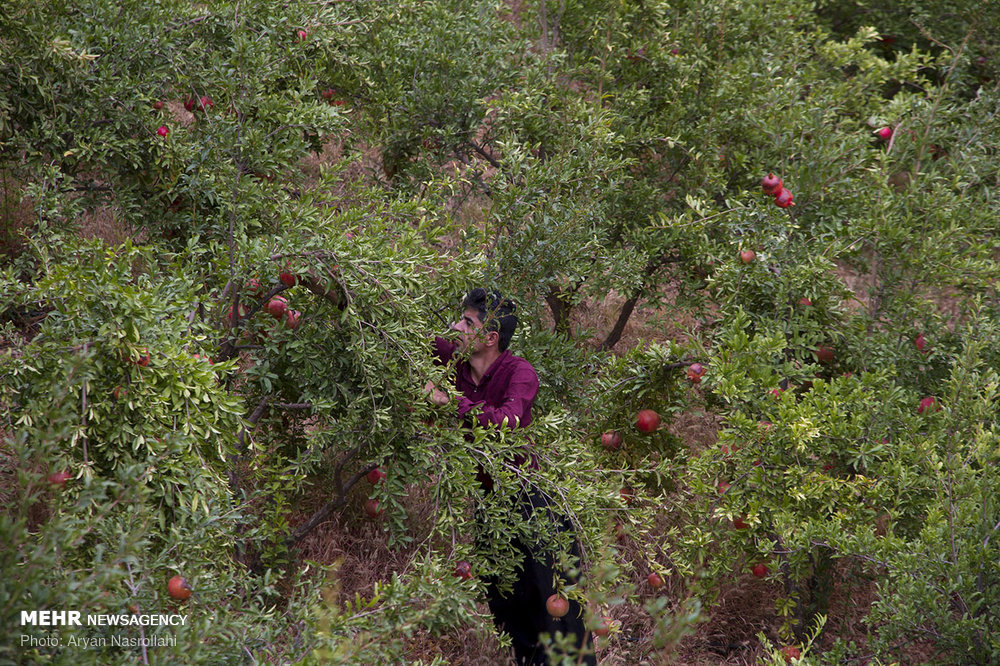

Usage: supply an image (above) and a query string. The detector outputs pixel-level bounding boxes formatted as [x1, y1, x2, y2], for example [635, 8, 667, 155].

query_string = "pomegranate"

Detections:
[635, 409, 660, 433]
[364, 498, 382, 518]
[453, 560, 473, 580]
[266, 296, 288, 320]
[760, 173, 783, 195]
[600, 431, 623, 451]
[774, 188, 794, 208]
[545, 594, 570, 618]
[917, 396, 938, 414]
[781, 645, 801, 663]
[167, 575, 192, 601]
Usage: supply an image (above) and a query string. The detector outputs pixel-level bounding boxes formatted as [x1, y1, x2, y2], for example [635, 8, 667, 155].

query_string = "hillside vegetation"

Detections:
[2, 0, 999, 664]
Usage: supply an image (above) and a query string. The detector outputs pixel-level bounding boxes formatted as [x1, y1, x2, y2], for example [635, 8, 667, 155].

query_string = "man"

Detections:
[426, 288, 595, 666]
[425, 288, 538, 436]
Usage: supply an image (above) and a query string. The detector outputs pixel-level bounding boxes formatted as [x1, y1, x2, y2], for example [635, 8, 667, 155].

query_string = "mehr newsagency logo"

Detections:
[22, 610, 188, 627]
[20, 610, 186, 649]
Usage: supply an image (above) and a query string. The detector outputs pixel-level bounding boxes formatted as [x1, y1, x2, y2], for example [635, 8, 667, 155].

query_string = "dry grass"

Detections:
[679, 581, 783, 666]
[813, 559, 878, 654]
[80, 205, 146, 246]
[0, 435, 19, 515]
[0, 171, 34, 258]
[0, 433, 57, 535]
[835, 255, 967, 333]
[293, 475, 515, 664]
[546, 275, 711, 355]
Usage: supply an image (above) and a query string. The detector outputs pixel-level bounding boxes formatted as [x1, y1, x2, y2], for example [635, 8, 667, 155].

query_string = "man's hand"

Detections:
[424, 380, 450, 407]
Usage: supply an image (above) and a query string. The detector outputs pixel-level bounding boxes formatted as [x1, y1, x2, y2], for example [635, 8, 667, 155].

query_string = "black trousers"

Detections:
[479, 489, 596, 666]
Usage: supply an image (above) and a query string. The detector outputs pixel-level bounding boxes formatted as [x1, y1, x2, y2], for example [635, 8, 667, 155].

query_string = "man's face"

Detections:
[451, 307, 495, 354]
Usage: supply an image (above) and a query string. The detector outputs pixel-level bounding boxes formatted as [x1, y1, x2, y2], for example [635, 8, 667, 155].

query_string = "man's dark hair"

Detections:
[462, 288, 518, 352]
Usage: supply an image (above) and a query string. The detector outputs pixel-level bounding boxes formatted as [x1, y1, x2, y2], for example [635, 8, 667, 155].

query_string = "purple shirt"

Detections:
[433, 337, 539, 487]
[433, 337, 539, 429]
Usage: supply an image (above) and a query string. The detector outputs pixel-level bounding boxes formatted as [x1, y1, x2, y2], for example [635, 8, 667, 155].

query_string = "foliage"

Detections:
[2, 0, 1000, 664]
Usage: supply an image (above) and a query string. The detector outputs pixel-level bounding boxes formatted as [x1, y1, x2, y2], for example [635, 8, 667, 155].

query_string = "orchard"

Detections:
[1, 0, 999, 665]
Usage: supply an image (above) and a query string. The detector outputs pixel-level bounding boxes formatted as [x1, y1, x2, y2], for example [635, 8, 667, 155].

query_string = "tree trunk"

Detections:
[545, 285, 574, 336]
[599, 293, 639, 351]
[598, 252, 681, 350]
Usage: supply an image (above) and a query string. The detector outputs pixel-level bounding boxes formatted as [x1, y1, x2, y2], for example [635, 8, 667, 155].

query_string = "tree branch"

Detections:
[288, 448, 373, 544]
[236, 396, 270, 455]
[599, 252, 682, 350]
